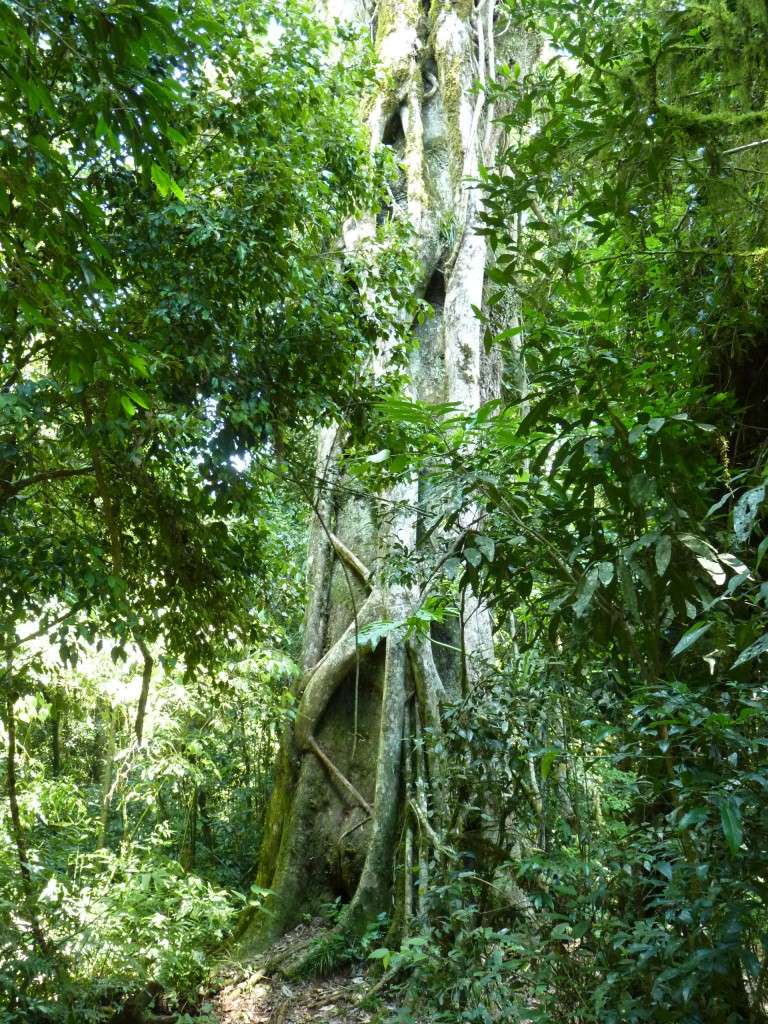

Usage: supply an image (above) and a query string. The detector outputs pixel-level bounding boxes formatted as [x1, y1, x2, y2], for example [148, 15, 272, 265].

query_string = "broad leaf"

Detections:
[732, 633, 768, 669]
[655, 535, 672, 576]
[720, 799, 744, 856]
[671, 623, 712, 656]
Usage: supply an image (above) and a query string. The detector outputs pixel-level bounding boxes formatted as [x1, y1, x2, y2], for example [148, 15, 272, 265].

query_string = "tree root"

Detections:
[308, 737, 373, 816]
[328, 531, 372, 586]
[262, 936, 317, 976]
[294, 590, 383, 751]
[406, 634, 447, 823]
[361, 963, 403, 1002]
[335, 632, 407, 939]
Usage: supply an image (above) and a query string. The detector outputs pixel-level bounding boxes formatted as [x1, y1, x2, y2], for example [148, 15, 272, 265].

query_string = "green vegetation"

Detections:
[0, 0, 413, 1017]
[3, 0, 768, 1021]
[356, 0, 768, 1020]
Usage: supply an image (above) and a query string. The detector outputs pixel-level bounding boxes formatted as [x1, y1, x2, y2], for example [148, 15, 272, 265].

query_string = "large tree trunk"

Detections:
[238, 0, 534, 955]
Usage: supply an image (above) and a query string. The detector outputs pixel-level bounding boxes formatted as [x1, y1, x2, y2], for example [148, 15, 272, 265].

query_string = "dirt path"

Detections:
[211, 924, 397, 1024]
[212, 967, 378, 1024]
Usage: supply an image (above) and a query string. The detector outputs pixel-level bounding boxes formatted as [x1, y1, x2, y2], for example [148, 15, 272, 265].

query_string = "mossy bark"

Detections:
[238, 0, 534, 956]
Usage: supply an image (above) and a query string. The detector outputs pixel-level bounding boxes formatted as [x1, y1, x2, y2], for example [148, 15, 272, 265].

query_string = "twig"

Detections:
[363, 963, 402, 1001]
[722, 137, 768, 157]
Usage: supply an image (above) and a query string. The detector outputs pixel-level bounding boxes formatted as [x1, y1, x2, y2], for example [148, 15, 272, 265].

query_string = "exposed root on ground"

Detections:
[212, 923, 400, 1024]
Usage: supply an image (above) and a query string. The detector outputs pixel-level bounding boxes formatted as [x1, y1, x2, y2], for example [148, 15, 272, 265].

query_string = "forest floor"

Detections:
[211, 922, 398, 1024]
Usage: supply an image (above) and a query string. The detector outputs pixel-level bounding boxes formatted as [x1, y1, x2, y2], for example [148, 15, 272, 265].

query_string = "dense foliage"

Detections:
[4, 0, 768, 1021]
[0, 0, 410, 665]
[0, 0, 415, 1018]
[1, 633, 305, 1019]
[360, 0, 768, 1021]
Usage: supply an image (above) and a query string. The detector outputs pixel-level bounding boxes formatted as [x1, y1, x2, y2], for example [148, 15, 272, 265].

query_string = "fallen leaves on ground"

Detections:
[211, 923, 390, 1024]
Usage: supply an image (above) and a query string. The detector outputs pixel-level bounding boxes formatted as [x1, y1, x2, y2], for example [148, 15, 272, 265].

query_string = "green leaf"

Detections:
[655, 536, 672, 576]
[541, 750, 557, 780]
[475, 534, 495, 562]
[125, 387, 151, 410]
[671, 623, 712, 656]
[464, 546, 482, 568]
[742, 950, 761, 979]
[629, 473, 654, 507]
[573, 566, 600, 618]
[151, 162, 172, 198]
[678, 807, 708, 830]
[166, 126, 188, 146]
[718, 552, 749, 574]
[734, 485, 765, 542]
[732, 632, 768, 669]
[357, 620, 396, 650]
[617, 556, 639, 619]
[696, 556, 726, 586]
[516, 392, 560, 437]
[596, 561, 614, 586]
[169, 176, 186, 202]
[757, 535, 768, 571]
[679, 533, 716, 558]
[572, 919, 590, 939]
[720, 799, 743, 856]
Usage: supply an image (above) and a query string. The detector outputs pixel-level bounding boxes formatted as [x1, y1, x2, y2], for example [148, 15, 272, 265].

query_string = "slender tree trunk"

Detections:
[134, 639, 154, 745]
[98, 703, 116, 849]
[5, 652, 50, 954]
[239, 0, 535, 955]
[198, 788, 215, 853]
[51, 707, 61, 777]
[181, 770, 198, 873]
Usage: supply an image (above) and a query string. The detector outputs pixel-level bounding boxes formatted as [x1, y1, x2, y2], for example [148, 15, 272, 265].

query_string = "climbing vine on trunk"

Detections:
[239, 0, 537, 955]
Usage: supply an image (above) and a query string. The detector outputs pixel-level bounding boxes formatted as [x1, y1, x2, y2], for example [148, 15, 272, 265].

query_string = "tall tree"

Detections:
[0, 0, 406, 993]
[0, 0, 399, 672]
[239, 0, 537, 952]
[337, 0, 768, 1019]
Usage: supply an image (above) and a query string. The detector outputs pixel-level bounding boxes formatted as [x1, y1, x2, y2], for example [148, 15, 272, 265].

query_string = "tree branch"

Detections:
[3, 465, 94, 502]
[722, 137, 768, 157]
[11, 602, 88, 650]
[134, 639, 154, 745]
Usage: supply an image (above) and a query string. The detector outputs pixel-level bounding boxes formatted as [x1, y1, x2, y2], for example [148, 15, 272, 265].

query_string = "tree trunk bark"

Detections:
[51, 705, 61, 777]
[238, 0, 535, 955]
[134, 639, 154, 746]
[5, 652, 51, 955]
[97, 703, 116, 849]
[181, 753, 198, 872]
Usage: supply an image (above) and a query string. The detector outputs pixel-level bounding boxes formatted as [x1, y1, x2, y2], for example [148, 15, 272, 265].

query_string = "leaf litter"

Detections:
[211, 922, 395, 1024]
